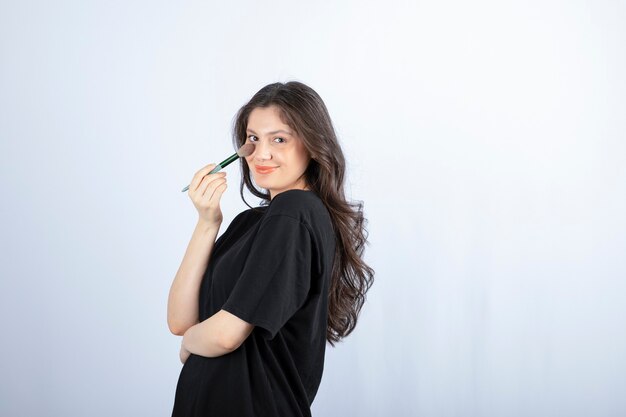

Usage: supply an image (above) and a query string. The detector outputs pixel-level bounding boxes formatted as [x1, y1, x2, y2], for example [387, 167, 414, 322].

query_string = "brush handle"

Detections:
[216, 152, 239, 169]
[180, 151, 239, 192]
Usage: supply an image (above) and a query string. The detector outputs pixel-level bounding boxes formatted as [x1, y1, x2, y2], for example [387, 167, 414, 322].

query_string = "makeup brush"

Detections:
[181, 143, 255, 192]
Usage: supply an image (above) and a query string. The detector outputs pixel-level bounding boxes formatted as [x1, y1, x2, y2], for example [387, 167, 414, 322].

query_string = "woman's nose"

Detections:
[253, 140, 272, 161]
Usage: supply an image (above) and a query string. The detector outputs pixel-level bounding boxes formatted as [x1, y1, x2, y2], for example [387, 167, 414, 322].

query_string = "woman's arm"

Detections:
[182, 309, 255, 357]
[167, 219, 220, 335]
[168, 163, 228, 336]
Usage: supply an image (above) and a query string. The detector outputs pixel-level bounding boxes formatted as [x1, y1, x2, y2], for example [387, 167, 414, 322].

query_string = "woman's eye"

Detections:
[274, 137, 285, 143]
[247, 135, 258, 142]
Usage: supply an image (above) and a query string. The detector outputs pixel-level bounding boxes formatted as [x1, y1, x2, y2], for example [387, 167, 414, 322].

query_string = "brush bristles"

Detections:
[237, 143, 255, 157]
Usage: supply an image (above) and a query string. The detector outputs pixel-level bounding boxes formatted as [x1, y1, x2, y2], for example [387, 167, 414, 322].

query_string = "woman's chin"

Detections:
[252, 179, 273, 192]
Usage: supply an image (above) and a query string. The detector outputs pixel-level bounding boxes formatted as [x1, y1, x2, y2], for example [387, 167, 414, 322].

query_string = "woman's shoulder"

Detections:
[231, 206, 267, 225]
[267, 189, 323, 212]
[264, 189, 332, 228]
[214, 206, 266, 250]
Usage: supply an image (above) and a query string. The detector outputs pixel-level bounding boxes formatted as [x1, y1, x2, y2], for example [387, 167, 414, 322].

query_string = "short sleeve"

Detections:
[222, 214, 312, 340]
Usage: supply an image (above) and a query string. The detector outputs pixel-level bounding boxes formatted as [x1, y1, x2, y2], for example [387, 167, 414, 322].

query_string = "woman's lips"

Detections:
[255, 165, 278, 174]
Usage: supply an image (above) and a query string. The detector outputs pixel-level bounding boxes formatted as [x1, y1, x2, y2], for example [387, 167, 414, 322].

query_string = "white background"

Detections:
[1, 1, 625, 416]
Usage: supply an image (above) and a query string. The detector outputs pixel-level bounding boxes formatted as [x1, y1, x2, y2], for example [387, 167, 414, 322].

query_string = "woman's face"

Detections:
[244, 105, 311, 199]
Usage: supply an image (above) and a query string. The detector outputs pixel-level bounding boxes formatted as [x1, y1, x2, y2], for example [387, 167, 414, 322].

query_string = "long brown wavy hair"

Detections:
[231, 81, 374, 346]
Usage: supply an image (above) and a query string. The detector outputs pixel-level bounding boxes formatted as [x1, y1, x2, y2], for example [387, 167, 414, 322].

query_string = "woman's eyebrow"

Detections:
[246, 128, 293, 136]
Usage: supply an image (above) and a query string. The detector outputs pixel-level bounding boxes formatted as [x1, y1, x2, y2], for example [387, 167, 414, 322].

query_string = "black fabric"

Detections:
[172, 189, 336, 417]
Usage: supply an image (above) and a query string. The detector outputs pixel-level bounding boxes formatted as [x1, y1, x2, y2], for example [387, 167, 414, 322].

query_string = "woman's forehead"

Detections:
[247, 106, 295, 135]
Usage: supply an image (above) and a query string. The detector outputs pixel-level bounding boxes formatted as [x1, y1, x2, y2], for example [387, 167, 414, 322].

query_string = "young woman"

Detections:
[168, 81, 374, 416]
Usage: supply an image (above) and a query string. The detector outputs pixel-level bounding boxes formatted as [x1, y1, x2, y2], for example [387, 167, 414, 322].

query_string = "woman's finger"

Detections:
[198, 173, 226, 198]
[212, 182, 228, 202]
[203, 178, 227, 202]
[189, 163, 218, 192]
[190, 171, 224, 199]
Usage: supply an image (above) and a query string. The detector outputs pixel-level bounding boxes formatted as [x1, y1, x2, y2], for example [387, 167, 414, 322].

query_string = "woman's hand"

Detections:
[180, 340, 191, 364]
[187, 163, 227, 227]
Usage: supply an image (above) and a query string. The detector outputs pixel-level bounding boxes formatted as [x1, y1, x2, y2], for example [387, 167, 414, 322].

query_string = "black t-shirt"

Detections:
[172, 189, 336, 417]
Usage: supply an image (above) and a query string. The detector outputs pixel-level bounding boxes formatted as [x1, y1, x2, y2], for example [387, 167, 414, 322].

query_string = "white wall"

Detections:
[1, 1, 625, 416]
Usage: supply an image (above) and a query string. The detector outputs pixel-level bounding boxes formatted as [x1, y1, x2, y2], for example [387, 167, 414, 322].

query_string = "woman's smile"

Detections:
[254, 165, 278, 174]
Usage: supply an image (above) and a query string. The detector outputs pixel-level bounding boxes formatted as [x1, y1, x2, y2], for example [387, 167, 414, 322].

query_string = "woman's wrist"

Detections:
[196, 218, 221, 234]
